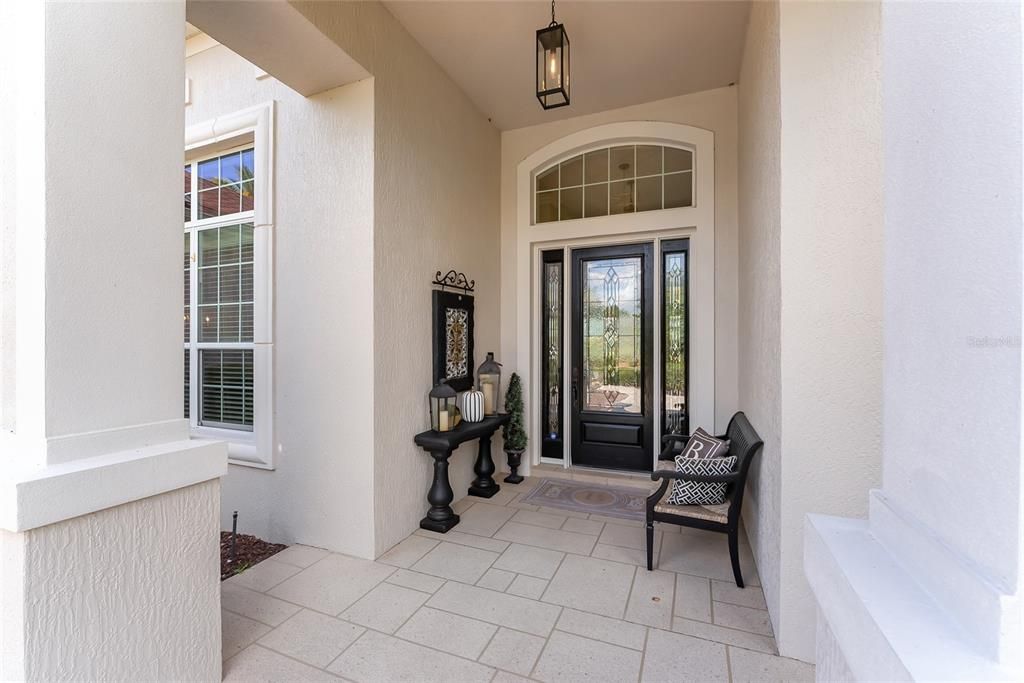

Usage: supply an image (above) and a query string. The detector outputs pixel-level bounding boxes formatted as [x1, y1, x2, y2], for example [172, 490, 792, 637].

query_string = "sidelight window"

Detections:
[662, 239, 689, 437]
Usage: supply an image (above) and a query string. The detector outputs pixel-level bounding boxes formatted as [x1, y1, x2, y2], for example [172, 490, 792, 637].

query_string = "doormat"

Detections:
[521, 478, 650, 521]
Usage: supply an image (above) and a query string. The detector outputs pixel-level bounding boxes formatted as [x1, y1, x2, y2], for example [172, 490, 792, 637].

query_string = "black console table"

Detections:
[413, 413, 511, 532]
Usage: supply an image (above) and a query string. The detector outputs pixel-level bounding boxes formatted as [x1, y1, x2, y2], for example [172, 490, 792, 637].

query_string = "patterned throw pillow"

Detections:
[666, 455, 737, 505]
[679, 427, 729, 459]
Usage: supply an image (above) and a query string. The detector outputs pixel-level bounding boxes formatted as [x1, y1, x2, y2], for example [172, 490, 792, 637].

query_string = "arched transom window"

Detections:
[535, 144, 693, 223]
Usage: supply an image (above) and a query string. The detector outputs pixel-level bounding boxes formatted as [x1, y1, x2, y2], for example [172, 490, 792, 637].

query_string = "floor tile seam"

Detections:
[528, 626, 649, 679]
[474, 620, 503, 668]
[323, 625, 380, 673]
[670, 620, 779, 654]
[508, 514, 573, 531]
[709, 593, 768, 610]
[268, 551, 323, 570]
[491, 529, 597, 558]
[710, 611, 775, 638]
[233, 564, 301, 593]
[236, 642, 343, 678]
[254, 619, 364, 672]
[423, 602, 565, 643]
[667, 566, 763, 586]
[327, 620, 502, 675]
[636, 625, 651, 683]
[621, 562, 640, 621]
[413, 530, 511, 553]
[676, 614, 778, 640]
[548, 624, 644, 652]
[525, 628, 549, 682]
[221, 603, 302, 629]
[383, 573, 444, 595]
[422, 599, 562, 640]
[725, 643, 735, 683]
[414, 567, 510, 588]
[711, 598, 771, 616]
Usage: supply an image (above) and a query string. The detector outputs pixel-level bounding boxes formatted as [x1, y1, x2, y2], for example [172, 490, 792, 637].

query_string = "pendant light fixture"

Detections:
[536, 0, 570, 110]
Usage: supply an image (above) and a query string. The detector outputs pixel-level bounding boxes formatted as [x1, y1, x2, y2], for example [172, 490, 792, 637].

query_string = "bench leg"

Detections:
[728, 529, 744, 588]
[646, 521, 654, 571]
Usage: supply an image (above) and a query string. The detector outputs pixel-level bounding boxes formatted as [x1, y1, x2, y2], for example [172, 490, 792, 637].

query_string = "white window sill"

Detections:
[191, 426, 273, 470]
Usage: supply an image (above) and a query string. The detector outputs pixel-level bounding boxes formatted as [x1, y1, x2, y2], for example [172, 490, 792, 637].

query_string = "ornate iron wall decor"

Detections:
[432, 271, 475, 392]
[432, 270, 475, 294]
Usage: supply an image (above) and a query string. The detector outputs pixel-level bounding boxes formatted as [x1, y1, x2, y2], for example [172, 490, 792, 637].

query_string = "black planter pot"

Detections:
[503, 449, 524, 484]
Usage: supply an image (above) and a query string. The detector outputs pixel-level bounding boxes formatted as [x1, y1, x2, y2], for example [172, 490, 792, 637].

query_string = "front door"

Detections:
[570, 243, 654, 471]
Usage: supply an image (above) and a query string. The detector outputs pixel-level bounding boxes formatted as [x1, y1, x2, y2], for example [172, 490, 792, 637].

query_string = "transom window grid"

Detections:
[184, 144, 256, 432]
[535, 144, 694, 224]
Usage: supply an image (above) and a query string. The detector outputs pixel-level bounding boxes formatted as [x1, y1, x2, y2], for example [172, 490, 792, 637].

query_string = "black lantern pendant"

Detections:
[536, 0, 570, 110]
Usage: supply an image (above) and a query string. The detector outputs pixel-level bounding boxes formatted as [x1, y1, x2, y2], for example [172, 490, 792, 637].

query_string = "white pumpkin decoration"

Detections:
[461, 387, 485, 423]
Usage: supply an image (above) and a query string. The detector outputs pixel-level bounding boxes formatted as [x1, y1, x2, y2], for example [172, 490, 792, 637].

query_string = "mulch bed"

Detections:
[221, 532, 287, 580]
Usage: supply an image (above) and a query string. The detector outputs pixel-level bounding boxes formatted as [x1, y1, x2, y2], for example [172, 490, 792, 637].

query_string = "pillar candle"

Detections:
[483, 382, 495, 415]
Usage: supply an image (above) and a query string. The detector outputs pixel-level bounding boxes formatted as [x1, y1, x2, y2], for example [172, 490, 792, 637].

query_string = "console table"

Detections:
[413, 413, 511, 532]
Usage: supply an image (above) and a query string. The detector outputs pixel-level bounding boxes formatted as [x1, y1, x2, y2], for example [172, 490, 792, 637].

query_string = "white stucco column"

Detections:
[0, 1, 226, 680]
[804, 2, 1023, 680]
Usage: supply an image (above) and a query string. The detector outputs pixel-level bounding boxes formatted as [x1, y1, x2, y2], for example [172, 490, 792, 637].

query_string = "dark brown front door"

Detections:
[570, 243, 654, 472]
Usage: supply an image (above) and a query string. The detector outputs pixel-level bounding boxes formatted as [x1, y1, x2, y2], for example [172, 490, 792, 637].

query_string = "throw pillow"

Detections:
[680, 427, 729, 459]
[666, 455, 737, 505]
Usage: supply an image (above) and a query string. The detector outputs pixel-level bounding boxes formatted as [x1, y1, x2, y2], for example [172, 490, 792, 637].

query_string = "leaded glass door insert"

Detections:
[662, 239, 689, 437]
[541, 250, 564, 460]
[571, 243, 653, 472]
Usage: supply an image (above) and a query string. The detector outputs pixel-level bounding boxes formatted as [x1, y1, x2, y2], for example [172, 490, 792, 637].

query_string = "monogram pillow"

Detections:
[667, 455, 737, 505]
[680, 427, 729, 459]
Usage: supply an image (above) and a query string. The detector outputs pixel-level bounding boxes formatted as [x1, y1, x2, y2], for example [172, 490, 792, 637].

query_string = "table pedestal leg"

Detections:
[469, 434, 501, 498]
[421, 449, 460, 532]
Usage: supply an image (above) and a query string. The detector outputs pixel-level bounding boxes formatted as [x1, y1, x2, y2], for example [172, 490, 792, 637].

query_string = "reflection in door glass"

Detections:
[582, 257, 642, 414]
[663, 246, 688, 435]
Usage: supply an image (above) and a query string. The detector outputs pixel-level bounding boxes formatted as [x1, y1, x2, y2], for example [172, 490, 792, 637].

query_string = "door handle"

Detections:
[572, 369, 579, 407]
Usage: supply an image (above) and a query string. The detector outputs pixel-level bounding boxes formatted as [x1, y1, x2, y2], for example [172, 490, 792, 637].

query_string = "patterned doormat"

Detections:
[521, 478, 649, 521]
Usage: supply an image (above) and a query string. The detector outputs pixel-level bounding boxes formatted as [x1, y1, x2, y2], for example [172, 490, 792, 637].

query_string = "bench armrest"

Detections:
[650, 469, 740, 484]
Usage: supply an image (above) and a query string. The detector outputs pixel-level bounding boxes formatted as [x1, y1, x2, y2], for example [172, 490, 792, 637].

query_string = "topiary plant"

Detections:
[503, 372, 527, 451]
[502, 373, 527, 483]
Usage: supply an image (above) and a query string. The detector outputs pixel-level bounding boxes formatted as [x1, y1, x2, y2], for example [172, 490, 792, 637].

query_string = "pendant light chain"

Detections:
[551, 0, 557, 27]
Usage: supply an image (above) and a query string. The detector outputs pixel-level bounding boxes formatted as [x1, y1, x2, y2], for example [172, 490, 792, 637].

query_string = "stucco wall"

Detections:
[881, 0, 1022, 597]
[288, 1, 502, 557]
[42, 1, 186, 439]
[737, 0, 782, 631]
[738, 0, 883, 662]
[185, 46, 377, 556]
[499, 86, 740, 433]
[1, 481, 221, 682]
[189, 1, 500, 557]
[777, 0, 883, 661]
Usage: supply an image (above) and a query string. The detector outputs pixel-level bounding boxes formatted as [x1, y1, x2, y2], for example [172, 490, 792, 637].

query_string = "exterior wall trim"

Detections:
[0, 438, 227, 532]
[515, 120, 716, 471]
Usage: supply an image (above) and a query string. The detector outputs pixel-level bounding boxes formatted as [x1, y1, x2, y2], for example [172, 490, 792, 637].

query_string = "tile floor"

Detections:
[222, 471, 814, 682]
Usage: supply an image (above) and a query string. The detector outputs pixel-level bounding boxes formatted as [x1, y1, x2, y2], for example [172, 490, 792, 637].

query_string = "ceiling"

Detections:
[384, 1, 751, 130]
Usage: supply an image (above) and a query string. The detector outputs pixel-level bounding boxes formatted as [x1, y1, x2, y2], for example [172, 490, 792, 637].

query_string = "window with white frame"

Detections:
[185, 102, 274, 468]
[183, 146, 256, 433]
[534, 144, 694, 223]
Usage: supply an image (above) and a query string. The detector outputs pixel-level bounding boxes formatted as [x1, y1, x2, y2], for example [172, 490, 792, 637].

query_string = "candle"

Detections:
[483, 382, 494, 415]
[439, 408, 450, 432]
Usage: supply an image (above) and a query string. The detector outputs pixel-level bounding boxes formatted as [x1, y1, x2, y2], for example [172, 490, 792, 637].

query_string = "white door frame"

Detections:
[515, 121, 716, 473]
